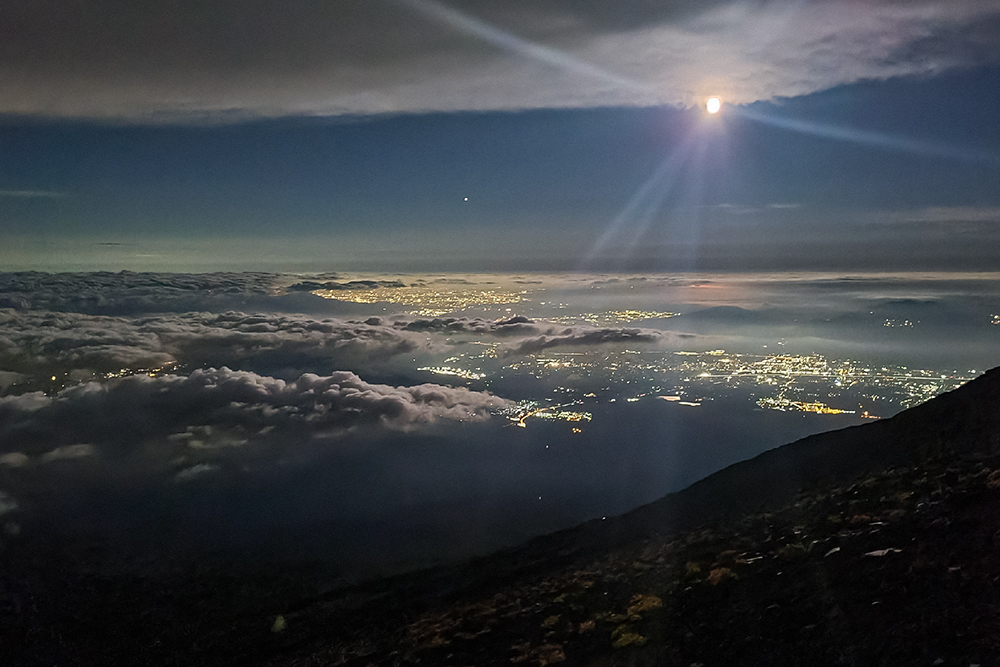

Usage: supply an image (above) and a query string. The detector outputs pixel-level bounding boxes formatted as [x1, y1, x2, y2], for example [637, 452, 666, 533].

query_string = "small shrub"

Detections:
[626, 594, 662, 618]
[778, 542, 808, 559]
[538, 644, 566, 665]
[611, 625, 647, 649]
[541, 615, 560, 629]
[715, 550, 740, 566]
[707, 567, 736, 585]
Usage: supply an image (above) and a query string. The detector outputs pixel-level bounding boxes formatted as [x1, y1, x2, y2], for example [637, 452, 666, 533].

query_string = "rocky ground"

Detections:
[259, 454, 1000, 667]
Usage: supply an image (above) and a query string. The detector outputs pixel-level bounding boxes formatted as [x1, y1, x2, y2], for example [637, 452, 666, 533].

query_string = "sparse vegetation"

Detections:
[625, 593, 662, 618]
[706, 567, 736, 585]
[610, 625, 648, 649]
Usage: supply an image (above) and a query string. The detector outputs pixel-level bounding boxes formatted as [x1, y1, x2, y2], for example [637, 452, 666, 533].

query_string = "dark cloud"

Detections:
[0, 270, 406, 317]
[384, 314, 672, 353]
[393, 314, 537, 336]
[0, 271, 279, 314]
[879, 206, 1000, 225]
[287, 280, 406, 292]
[506, 327, 663, 355]
[0, 272, 697, 391]
[1, 0, 996, 119]
[0, 491, 18, 515]
[0, 189, 66, 198]
[0, 309, 441, 383]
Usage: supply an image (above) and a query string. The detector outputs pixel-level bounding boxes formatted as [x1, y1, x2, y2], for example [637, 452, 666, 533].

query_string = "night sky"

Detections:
[2, 0, 999, 272]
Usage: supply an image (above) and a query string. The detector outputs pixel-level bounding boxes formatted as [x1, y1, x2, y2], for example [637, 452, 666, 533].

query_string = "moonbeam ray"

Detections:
[735, 107, 1000, 165]
[397, 0, 647, 91]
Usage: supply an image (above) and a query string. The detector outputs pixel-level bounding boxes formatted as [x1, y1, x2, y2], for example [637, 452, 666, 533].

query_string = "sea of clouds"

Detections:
[1, 270, 997, 580]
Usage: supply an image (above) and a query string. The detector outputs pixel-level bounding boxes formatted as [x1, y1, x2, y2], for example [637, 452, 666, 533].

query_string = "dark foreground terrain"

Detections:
[6, 367, 1000, 666]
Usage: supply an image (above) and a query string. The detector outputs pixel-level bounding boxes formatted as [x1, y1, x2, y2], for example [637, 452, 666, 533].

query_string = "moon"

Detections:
[706, 97, 721, 114]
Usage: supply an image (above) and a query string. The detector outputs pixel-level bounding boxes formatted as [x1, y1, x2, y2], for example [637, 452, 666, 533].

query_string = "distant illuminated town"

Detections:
[301, 278, 980, 426]
[40, 362, 180, 394]
[433, 347, 973, 424]
[494, 400, 593, 428]
[546, 310, 680, 326]
[7, 276, 986, 433]
[416, 366, 486, 381]
[310, 284, 527, 317]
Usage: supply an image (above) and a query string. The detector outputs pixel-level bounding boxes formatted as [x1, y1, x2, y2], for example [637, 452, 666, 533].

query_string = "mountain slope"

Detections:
[7, 366, 1000, 666]
[257, 366, 1000, 667]
[587, 364, 1000, 546]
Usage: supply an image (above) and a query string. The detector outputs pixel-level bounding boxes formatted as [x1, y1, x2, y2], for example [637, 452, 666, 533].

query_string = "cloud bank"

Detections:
[0, 367, 509, 472]
[1, 0, 997, 119]
[0, 271, 294, 315]
[0, 301, 672, 384]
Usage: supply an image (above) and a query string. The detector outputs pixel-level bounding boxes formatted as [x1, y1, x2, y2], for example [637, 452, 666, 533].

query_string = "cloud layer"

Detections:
[0, 301, 671, 385]
[0, 367, 509, 475]
[1, 269, 998, 585]
[0, 309, 442, 382]
[0, 271, 292, 315]
[1, 0, 997, 119]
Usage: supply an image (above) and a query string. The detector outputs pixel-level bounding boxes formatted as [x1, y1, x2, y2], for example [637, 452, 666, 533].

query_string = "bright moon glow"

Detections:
[707, 97, 721, 114]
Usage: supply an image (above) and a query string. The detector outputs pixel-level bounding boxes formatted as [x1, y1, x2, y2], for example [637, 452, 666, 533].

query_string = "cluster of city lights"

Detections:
[310, 285, 525, 316]
[545, 310, 680, 326]
[494, 400, 593, 428]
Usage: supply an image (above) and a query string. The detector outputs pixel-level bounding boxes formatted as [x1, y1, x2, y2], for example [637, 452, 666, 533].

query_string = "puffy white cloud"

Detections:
[0, 491, 18, 516]
[174, 463, 220, 482]
[0, 453, 29, 468]
[40, 444, 96, 463]
[0, 303, 678, 387]
[0, 309, 439, 381]
[0, 367, 510, 462]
